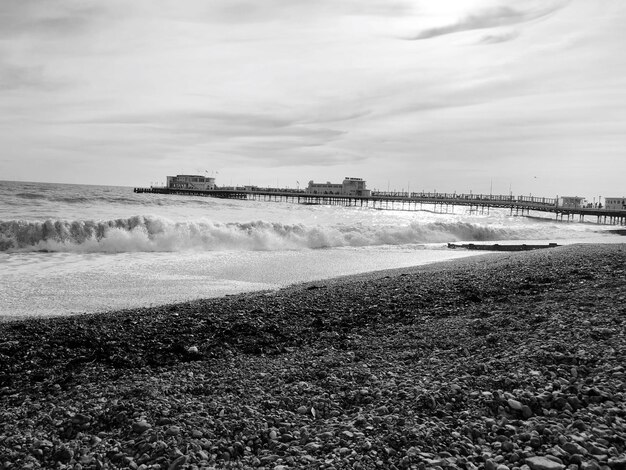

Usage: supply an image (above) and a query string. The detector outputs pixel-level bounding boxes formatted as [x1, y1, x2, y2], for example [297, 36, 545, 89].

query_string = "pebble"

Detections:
[54, 446, 74, 463]
[526, 456, 565, 470]
[486, 459, 498, 470]
[132, 420, 152, 434]
[508, 399, 523, 411]
[305, 442, 322, 452]
[168, 455, 187, 470]
[521, 405, 533, 419]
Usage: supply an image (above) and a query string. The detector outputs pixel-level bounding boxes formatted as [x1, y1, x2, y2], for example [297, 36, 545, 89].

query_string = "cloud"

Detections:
[477, 30, 521, 44]
[409, 2, 568, 40]
[0, 63, 45, 90]
[147, 0, 415, 24]
[65, 109, 348, 168]
[82, 110, 345, 140]
[0, 0, 101, 39]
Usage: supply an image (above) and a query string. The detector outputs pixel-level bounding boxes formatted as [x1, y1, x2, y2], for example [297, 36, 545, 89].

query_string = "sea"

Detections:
[1, 180, 623, 320]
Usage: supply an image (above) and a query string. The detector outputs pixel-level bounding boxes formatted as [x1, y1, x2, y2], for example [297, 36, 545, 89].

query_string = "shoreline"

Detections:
[1, 243, 625, 469]
[0, 247, 490, 322]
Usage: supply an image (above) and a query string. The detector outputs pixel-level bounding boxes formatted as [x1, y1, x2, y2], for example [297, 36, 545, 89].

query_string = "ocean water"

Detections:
[1, 180, 622, 320]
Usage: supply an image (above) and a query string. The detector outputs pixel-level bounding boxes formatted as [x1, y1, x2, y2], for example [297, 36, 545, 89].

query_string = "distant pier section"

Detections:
[135, 175, 626, 226]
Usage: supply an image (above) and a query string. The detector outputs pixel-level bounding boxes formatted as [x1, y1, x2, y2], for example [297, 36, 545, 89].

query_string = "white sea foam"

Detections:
[0, 215, 587, 253]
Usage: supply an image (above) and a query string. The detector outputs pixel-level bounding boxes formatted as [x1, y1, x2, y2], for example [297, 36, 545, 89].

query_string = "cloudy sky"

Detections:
[1, 0, 625, 198]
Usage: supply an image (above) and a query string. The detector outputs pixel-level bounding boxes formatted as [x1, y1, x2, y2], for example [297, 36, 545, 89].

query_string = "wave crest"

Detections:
[0, 216, 522, 253]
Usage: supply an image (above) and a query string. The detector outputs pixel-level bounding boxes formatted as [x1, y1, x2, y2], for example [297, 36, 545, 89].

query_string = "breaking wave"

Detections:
[0, 215, 537, 253]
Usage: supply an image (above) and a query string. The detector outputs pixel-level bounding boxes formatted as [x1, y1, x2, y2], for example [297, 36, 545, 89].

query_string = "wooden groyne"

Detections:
[447, 243, 559, 251]
[133, 187, 626, 226]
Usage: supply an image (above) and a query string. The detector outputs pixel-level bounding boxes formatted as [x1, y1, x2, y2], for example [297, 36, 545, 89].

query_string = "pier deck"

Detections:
[133, 187, 626, 226]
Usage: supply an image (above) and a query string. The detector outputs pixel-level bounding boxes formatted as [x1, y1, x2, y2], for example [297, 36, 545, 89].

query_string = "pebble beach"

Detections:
[1, 243, 625, 470]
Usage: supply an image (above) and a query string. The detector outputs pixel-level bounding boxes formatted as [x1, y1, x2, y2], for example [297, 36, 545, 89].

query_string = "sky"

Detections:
[1, 0, 625, 199]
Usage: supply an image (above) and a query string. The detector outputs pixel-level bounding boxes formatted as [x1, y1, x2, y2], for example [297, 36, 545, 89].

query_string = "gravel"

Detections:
[1, 243, 625, 469]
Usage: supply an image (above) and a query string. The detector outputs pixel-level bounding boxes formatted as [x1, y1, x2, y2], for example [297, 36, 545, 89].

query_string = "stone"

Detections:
[522, 405, 533, 419]
[169, 448, 184, 460]
[530, 436, 543, 448]
[304, 442, 321, 452]
[341, 431, 354, 440]
[587, 443, 608, 456]
[580, 462, 600, 470]
[508, 399, 523, 411]
[132, 420, 152, 434]
[569, 455, 583, 465]
[562, 443, 579, 455]
[607, 457, 626, 470]
[376, 405, 389, 415]
[551, 446, 568, 459]
[526, 456, 566, 470]
[502, 441, 514, 452]
[79, 455, 95, 465]
[260, 455, 280, 465]
[168, 455, 187, 470]
[545, 456, 564, 465]
[54, 446, 74, 463]
[486, 459, 499, 470]
[71, 413, 91, 424]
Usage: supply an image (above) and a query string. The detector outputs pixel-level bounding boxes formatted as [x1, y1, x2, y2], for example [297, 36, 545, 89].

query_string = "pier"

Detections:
[133, 187, 626, 226]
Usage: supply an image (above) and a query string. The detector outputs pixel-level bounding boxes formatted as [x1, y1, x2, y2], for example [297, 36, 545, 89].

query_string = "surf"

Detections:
[0, 215, 554, 253]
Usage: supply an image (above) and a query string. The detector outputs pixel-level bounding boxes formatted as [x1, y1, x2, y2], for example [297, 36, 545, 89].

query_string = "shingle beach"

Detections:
[1, 244, 625, 469]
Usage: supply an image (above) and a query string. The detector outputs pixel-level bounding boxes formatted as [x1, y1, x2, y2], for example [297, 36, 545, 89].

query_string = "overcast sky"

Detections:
[1, 0, 625, 198]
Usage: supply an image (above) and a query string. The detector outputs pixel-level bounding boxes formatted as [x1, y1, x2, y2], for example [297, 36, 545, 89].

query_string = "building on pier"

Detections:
[166, 174, 216, 191]
[606, 197, 626, 211]
[306, 177, 371, 197]
[557, 196, 586, 209]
